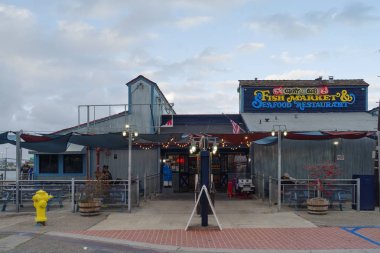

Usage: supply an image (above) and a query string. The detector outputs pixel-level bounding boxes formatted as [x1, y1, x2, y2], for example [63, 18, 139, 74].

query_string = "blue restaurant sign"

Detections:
[243, 86, 367, 113]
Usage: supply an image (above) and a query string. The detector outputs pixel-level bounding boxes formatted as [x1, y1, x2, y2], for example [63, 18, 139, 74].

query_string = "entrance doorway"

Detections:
[162, 150, 250, 193]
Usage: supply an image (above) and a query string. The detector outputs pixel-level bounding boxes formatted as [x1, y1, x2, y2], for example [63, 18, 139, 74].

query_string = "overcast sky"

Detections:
[1, 0, 380, 157]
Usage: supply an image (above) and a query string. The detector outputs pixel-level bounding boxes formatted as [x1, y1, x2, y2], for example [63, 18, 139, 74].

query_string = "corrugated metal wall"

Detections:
[253, 138, 376, 179]
[93, 148, 160, 180]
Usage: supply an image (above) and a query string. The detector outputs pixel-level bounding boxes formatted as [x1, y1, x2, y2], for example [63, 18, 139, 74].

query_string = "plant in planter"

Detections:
[78, 179, 105, 216]
[305, 163, 340, 215]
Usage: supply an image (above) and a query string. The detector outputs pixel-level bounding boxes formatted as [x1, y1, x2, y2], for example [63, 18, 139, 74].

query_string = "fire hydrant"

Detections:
[32, 190, 53, 226]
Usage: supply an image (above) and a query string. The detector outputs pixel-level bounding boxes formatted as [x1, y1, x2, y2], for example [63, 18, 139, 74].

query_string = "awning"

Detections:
[20, 133, 72, 153]
[3, 130, 377, 152]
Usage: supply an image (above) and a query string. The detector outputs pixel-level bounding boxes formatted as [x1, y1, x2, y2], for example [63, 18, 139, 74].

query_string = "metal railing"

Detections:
[143, 172, 160, 200]
[0, 171, 162, 213]
[281, 179, 360, 211]
[252, 173, 361, 211]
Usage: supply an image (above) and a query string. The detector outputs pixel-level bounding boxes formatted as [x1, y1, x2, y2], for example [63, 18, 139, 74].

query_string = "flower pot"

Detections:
[307, 197, 329, 215]
[78, 200, 102, 216]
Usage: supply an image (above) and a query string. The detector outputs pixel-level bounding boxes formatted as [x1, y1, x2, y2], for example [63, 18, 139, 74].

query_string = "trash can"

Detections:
[352, 175, 375, 211]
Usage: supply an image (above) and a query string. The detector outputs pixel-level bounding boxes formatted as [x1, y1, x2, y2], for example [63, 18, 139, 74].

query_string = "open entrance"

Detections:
[161, 149, 250, 193]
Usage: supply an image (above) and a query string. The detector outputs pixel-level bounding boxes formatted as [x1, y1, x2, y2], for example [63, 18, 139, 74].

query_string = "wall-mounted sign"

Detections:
[336, 154, 345, 161]
[243, 86, 367, 113]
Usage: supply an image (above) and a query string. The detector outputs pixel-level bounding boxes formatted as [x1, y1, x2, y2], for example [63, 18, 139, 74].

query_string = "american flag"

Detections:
[161, 119, 173, 127]
[230, 119, 241, 134]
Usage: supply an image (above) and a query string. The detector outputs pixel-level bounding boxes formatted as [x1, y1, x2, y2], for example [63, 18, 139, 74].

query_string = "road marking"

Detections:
[342, 226, 380, 246]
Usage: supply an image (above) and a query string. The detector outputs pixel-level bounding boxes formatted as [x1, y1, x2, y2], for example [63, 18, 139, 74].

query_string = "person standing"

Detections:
[102, 165, 113, 181]
[162, 162, 172, 187]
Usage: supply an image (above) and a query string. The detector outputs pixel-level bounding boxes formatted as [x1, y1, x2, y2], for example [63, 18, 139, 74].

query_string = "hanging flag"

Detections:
[161, 118, 173, 127]
[230, 119, 241, 134]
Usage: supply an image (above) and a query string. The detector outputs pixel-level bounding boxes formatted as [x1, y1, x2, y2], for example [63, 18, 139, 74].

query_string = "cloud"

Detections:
[236, 42, 265, 52]
[270, 51, 328, 64]
[56, 20, 135, 54]
[175, 16, 213, 29]
[158, 80, 238, 114]
[265, 69, 326, 80]
[335, 2, 380, 26]
[150, 48, 232, 81]
[248, 3, 380, 39]
[0, 3, 33, 20]
[248, 13, 320, 38]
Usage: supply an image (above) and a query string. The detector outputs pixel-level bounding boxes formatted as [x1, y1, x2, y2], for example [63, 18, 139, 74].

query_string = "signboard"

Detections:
[336, 154, 345, 161]
[243, 86, 367, 113]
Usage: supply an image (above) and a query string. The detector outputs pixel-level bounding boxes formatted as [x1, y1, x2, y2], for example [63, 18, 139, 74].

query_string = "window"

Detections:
[39, 155, 58, 173]
[63, 154, 83, 173]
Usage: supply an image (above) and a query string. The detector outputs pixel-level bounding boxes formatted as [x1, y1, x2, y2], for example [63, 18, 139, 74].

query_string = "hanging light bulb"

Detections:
[212, 144, 218, 154]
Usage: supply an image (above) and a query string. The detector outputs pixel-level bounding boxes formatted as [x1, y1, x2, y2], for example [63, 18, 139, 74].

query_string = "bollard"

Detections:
[32, 189, 53, 226]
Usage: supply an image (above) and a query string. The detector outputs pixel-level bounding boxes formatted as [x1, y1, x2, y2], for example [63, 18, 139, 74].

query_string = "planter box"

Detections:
[78, 200, 102, 216]
[307, 197, 329, 215]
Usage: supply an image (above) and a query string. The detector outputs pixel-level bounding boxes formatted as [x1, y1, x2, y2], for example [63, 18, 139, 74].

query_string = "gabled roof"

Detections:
[53, 111, 127, 134]
[239, 79, 369, 87]
[126, 75, 175, 114]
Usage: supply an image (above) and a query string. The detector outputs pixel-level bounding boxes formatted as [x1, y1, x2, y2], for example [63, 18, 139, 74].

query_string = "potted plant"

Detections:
[305, 163, 340, 215]
[78, 179, 104, 216]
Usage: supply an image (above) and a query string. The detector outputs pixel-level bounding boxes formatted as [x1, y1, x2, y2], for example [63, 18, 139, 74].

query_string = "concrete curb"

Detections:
[46, 231, 379, 253]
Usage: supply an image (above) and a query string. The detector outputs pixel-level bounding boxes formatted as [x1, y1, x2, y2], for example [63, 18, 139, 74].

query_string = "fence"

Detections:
[0, 171, 161, 213]
[143, 172, 160, 200]
[252, 173, 360, 211]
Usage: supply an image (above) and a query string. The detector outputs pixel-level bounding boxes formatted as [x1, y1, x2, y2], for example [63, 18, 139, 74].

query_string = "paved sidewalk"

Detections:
[57, 227, 380, 251]
[58, 196, 380, 252]
[2, 194, 380, 252]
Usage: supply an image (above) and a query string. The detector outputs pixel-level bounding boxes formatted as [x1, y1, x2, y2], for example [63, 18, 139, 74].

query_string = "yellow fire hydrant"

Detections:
[32, 189, 53, 226]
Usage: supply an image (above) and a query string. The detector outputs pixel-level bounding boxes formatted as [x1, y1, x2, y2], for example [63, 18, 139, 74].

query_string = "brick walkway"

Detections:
[69, 227, 380, 250]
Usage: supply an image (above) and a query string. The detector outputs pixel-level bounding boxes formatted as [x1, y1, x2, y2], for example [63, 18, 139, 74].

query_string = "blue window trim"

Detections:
[35, 154, 86, 177]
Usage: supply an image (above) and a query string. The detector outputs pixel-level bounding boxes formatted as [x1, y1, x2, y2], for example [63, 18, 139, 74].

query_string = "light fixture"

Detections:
[271, 130, 275, 136]
[125, 124, 130, 129]
[283, 130, 287, 136]
[212, 143, 218, 154]
[333, 141, 339, 145]
[122, 131, 127, 137]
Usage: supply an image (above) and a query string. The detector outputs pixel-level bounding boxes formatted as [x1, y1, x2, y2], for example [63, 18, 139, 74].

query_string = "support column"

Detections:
[200, 151, 210, 227]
